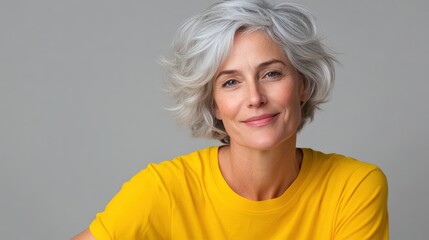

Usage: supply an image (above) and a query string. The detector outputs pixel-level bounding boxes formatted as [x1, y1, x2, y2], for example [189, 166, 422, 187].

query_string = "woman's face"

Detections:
[213, 31, 308, 150]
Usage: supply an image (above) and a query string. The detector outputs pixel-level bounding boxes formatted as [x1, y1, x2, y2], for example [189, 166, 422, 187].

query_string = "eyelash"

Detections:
[264, 71, 282, 79]
[221, 79, 238, 88]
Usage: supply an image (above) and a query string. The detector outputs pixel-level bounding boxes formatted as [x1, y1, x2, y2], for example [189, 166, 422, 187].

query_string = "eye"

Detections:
[264, 71, 281, 78]
[222, 79, 238, 88]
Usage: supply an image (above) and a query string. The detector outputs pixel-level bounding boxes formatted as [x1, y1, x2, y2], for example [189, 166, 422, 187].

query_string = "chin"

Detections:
[235, 134, 295, 151]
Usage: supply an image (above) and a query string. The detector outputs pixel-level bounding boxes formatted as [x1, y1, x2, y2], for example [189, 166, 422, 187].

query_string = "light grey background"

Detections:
[1, 0, 427, 239]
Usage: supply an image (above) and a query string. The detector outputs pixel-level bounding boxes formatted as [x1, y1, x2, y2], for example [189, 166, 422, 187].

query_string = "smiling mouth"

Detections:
[242, 113, 279, 127]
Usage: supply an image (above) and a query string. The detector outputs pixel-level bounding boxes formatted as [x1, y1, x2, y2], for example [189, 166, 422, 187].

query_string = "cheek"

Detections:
[213, 96, 228, 120]
[274, 85, 304, 122]
[214, 102, 221, 120]
[213, 92, 222, 119]
[215, 106, 222, 120]
[275, 86, 300, 107]
[214, 96, 240, 121]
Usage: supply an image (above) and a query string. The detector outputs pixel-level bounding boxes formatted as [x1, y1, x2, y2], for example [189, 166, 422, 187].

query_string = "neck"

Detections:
[218, 138, 302, 201]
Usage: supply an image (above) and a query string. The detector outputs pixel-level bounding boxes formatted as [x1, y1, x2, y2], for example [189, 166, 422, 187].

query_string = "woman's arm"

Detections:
[71, 229, 96, 240]
[335, 168, 389, 239]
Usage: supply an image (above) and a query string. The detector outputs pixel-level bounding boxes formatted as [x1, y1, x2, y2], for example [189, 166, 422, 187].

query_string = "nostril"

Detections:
[248, 95, 267, 108]
[247, 82, 267, 108]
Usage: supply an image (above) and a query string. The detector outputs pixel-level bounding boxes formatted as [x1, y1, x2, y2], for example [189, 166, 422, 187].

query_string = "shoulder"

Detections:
[304, 148, 385, 179]
[88, 146, 219, 239]
[302, 149, 389, 238]
[302, 148, 388, 198]
[144, 146, 216, 178]
[103, 146, 216, 199]
[126, 146, 218, 194]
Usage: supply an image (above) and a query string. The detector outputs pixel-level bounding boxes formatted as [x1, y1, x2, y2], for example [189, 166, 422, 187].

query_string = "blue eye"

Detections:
[265, 71, 281, 78]
[222, 79, 238, 87]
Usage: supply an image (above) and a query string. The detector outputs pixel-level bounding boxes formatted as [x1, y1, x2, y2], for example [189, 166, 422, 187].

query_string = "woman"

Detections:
[73, 0, 389, 239]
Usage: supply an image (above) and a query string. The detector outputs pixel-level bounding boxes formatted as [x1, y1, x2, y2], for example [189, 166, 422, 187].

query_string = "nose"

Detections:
[247, 81, 267, 108]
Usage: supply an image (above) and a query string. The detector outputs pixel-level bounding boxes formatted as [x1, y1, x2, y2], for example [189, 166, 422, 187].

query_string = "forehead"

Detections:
[219, 30, 288, 69]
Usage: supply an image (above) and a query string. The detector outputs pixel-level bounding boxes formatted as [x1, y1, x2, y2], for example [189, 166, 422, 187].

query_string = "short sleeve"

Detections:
[334, 167, 389, 239]
[89, 165, 171, 239]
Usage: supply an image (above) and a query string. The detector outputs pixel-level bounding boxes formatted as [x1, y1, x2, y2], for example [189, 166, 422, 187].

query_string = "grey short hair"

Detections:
[161, 0, 336, 143]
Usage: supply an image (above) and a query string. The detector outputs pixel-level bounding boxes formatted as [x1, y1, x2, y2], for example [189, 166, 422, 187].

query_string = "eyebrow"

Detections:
[215, 59, 287, 80]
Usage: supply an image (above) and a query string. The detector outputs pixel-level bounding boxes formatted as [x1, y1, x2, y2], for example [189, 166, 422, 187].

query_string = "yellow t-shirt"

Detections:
[89, 147, 389, 239]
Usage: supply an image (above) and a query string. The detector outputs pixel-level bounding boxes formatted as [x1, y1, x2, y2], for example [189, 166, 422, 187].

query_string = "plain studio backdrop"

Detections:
[1, 0, 428, 239]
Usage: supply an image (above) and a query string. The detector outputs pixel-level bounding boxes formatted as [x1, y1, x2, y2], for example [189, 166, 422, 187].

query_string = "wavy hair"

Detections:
[161, 0, 336, 143]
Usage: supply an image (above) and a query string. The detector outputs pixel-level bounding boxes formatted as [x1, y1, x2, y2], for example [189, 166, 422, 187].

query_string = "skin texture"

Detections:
[213, 30, 308, 201]
[71, 228, 95, 240]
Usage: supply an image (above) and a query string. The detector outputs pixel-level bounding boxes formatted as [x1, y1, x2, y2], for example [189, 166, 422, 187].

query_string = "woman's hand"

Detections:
[71, 229, 95, 240]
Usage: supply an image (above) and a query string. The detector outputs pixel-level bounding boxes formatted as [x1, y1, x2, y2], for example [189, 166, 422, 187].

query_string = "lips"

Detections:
[242, 113, 279, 127]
